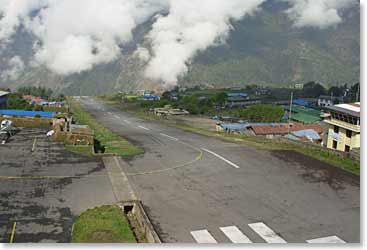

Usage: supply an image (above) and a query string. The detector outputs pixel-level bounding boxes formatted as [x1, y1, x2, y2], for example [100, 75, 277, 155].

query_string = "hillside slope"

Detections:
[0, 1, 359, 95]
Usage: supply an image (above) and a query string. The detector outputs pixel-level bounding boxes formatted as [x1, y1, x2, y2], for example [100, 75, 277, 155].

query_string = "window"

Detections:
[346, 130, 352, 138]
[345, 145, 350, 152]
[332, 140, 337, 149]
[333, 126, 339, 134]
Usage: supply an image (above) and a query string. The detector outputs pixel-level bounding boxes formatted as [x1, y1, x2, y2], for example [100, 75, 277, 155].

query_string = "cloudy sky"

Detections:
[0, 0, 357, 85]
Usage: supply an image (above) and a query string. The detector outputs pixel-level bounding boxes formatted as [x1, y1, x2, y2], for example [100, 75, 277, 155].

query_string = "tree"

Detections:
[303, 81, 326, 97]
[238, 104, 284, 122]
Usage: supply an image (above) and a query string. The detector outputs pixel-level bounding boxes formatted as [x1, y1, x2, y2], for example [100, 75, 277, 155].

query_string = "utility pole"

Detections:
[288, 91, 293, 134]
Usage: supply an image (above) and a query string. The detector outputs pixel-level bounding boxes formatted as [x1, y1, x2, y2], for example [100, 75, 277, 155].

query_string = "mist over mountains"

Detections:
[0, 0, 360, 95]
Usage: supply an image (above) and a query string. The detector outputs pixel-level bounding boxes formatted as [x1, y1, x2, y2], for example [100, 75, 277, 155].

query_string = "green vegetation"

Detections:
[68, 97, 143, 157]
[16, 86, 65, 101]
[238, 104, 284, 122]
[65, 145, 94, 157]
[72, 205, 136, 243]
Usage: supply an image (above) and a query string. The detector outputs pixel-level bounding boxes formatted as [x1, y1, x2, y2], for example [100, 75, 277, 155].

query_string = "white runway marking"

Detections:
[220, 226, 252, 243]
[191, 230, 218, 243]
[123, 119, 131, 124]
[114, 115, 121, 119]
[201, 148, 240, 169]
[248, 222, 287, 243]
[160, 133, 179, 141]
[138, 125, 150, 131]
[306, 236, 346, 243]
[108, 112, 113, 115]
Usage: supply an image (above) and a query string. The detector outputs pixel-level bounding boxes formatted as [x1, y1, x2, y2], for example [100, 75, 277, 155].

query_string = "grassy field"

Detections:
[72, 205, 136, 243]
[67, 97, 143, 157]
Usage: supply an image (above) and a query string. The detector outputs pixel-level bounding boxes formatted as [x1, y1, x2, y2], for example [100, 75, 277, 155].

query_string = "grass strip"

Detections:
[72, 205, 136, 243]
[67, 97, 143, 157]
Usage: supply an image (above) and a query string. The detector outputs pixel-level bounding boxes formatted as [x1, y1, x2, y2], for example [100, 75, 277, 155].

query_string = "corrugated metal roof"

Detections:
[226, 93, 248, 97]
[0, 91, 10, 97]
[219, 123, 249, 130]
[292, 129, 321, 140]
[251, 122, 322, 135]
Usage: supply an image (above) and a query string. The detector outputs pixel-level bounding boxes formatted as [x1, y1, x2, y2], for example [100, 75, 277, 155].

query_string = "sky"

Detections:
[0, 0, 358, 86]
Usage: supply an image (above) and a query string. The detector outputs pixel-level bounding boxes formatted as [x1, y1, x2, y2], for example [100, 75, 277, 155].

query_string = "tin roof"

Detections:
[326, 102, 360, 117]
[251, 122, 322, 135]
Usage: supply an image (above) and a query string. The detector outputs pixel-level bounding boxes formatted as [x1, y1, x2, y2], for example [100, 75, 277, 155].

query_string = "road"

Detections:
[79, 97, 360, 243]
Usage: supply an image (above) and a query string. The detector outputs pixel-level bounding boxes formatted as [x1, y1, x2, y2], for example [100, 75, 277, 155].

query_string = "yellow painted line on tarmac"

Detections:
[10, 222, 16, 243]
[126, 140, 203, 176]
[0, 175, 110, 180]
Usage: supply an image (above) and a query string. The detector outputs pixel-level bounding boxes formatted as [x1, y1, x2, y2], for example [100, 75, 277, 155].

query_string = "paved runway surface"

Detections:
[80, 97, 360, 243]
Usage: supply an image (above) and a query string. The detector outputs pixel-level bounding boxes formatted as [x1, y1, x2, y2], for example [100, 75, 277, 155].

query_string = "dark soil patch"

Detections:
[271, 150, 359, 190]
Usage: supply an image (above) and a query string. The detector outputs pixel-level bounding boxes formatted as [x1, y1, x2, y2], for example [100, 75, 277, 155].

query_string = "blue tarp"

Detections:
[219, 123, 250, 130]
[292, 129, 321, 140]
[292, 99, 309, 106]
[226, 93, 248, 98]
[143, 95, 160, 100]
[0, 110, 55, 118]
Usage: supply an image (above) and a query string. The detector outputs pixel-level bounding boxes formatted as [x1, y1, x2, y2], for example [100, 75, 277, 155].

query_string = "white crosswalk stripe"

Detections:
[219, 226, 252, 243]
[190, 223, 347, 244]
[248, 222, 287, 243]
[306, 236, 346, 243]
[191, 230, 218, 243]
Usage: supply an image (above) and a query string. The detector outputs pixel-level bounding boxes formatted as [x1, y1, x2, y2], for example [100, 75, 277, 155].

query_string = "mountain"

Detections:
[0, 1, 360, 95]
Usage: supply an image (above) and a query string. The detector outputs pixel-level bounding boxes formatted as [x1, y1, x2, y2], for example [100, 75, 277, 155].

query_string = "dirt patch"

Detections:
[271, 150, 359, 190]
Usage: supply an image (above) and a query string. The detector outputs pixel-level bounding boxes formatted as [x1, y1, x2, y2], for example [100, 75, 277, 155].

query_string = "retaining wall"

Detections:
[119, 200, 161, 243]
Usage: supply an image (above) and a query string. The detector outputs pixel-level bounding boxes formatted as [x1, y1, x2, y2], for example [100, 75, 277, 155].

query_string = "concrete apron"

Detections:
[102, 156, 161, 243]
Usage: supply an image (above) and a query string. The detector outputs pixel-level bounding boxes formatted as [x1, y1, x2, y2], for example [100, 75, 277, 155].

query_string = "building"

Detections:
[0, 91, 9, 109]
[225, 93, 261, 107]
[323, 102, 360, 152]
[249, 122, 323, 138]
[154, 106, 189, 116]
[317, 95, 342, 107]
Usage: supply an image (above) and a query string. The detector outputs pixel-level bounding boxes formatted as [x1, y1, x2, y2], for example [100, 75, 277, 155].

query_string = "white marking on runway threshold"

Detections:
[248, 222, 287, 243]
[138, 125, 150, 131]
[159, 133, 179, 141]
[220, 226, 252, 243]
[191, 230, 217, 243]
[123, 119, 131, 124]
[306, 236, 346, 243]
[201, 148, 240, 169]
[114, 115, 121, 119]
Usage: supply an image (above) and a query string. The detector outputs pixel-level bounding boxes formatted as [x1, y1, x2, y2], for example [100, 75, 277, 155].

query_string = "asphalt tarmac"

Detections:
[79, 97, 360, 243]
[0, 128, 116, 243]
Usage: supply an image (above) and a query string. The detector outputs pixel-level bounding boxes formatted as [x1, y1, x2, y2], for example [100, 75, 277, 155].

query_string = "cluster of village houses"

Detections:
[138, 89, 360, 154]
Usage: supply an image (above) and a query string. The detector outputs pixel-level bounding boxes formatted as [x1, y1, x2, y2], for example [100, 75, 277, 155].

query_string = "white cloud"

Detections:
[0, 0, 50, 42]
[283, 0, 356, 29]
[0, 0, 358, 85]
[143, 0, 266, 86]
[25, 0, 169, 75]
[1, 56, 25, 80]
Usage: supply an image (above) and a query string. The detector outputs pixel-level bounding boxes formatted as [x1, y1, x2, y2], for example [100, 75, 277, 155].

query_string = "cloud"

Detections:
[0, 0, 358, 85]
[25, 0, 169, 75]
[143, 0, 266, 86]
[0, 0, 50, 42]
[282, 0, 356, 29]
[1, 56, 25, 80]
